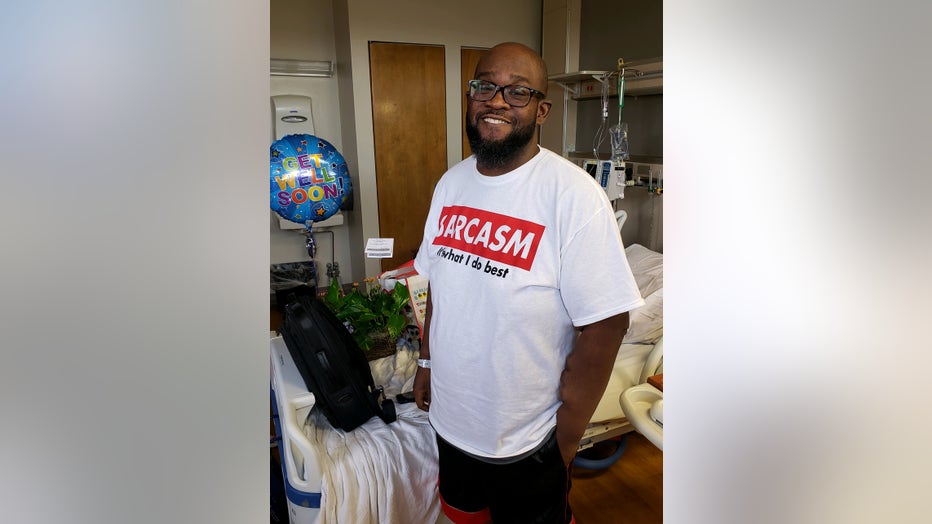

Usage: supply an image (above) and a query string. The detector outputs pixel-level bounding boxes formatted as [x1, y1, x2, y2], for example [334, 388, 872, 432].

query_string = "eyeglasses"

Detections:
[466, 79, 545, 107]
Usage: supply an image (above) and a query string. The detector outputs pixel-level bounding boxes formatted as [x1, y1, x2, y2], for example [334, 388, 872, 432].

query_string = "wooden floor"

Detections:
[569, 432, 663, 524]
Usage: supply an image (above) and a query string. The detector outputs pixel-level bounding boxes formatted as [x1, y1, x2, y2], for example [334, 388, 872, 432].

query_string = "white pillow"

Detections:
[624, 244, 663, 298]
[622, 244, 663, 344]
[624, 288, 663, 344]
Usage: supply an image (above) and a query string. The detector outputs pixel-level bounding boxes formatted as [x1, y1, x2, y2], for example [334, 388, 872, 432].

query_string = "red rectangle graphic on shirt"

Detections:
[431, 205, 545, 271]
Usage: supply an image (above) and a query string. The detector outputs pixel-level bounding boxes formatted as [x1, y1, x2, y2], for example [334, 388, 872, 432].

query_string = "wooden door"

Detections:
[370, 42, 447, 271]
[460, 47, 488, 159]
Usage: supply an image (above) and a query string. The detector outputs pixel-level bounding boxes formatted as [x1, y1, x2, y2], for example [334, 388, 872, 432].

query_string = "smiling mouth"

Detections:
[480, 113, 511, 126]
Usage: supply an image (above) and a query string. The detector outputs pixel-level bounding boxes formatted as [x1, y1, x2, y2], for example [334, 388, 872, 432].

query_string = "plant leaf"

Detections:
[386, 313, 406, 338]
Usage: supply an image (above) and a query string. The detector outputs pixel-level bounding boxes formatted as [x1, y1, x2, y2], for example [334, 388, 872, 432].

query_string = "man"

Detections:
[412, 42, 644, 524]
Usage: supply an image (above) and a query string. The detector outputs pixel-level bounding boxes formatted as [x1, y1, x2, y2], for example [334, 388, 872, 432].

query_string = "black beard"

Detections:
[466, 115, 536, 170]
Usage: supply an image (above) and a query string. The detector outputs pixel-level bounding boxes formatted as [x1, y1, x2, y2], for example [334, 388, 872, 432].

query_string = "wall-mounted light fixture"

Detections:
[270, 59, 334, 78]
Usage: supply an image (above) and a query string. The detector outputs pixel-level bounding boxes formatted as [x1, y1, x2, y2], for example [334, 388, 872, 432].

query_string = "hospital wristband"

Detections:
[416, 358, 431, 369]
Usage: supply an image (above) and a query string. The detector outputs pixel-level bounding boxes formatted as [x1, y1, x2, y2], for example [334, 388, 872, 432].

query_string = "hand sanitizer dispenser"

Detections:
[271, 94, 315, 141]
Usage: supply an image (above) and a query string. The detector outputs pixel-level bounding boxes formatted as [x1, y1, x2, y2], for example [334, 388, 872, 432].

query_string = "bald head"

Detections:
[474, 42, 549, 95]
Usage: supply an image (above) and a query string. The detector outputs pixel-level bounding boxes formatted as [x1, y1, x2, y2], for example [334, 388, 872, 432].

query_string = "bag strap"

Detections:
[368, 386, 397, 424]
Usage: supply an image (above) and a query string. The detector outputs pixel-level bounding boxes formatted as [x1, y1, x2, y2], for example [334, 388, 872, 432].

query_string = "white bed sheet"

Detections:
[302, 347, 441, 524]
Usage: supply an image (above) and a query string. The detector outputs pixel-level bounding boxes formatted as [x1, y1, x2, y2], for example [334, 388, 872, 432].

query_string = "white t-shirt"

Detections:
[413, 147, 644, 459]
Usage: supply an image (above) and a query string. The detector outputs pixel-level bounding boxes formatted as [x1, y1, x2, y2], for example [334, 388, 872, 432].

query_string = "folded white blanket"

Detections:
[303, 347, 441, 524]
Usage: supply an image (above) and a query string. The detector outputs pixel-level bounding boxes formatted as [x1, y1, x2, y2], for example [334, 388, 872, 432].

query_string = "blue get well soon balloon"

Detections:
[270, 134, 352, 225]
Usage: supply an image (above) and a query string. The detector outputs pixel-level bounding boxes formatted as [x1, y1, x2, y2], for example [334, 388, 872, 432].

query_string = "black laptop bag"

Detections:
[278, 294, 396, 432]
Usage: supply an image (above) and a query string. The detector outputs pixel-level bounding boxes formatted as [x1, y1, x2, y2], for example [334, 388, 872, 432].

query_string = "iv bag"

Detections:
[610, 122, 629, 162]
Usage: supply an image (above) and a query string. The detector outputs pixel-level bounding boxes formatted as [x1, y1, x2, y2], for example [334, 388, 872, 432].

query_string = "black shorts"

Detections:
[436, 431, 574, 524]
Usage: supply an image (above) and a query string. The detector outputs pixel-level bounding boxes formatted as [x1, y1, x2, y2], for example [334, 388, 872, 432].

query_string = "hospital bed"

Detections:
[578, 240, 665, 460]
[270, 241, 664, 523]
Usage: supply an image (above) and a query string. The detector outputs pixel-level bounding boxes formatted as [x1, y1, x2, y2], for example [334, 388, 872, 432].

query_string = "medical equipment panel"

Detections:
[581, 159, 626, 201]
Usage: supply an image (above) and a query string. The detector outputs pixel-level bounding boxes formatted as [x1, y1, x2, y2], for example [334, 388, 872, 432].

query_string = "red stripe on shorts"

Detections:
[439, 492, 492, 524]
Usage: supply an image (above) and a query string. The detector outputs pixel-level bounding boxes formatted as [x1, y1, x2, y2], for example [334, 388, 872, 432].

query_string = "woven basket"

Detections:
[364, 332, 398, 361]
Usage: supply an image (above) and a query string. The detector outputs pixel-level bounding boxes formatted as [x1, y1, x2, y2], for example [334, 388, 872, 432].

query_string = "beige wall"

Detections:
[540, 0, 581, 156]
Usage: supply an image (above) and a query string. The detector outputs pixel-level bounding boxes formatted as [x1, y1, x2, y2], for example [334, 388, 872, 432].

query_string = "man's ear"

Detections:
[536, 99, 552, 125]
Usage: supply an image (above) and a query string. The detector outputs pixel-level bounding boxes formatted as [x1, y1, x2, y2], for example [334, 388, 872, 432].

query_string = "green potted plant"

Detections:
[321, 277, 410, 359]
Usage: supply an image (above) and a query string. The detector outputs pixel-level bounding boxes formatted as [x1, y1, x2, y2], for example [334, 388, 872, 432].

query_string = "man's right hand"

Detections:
[413, 366, 431, 411]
